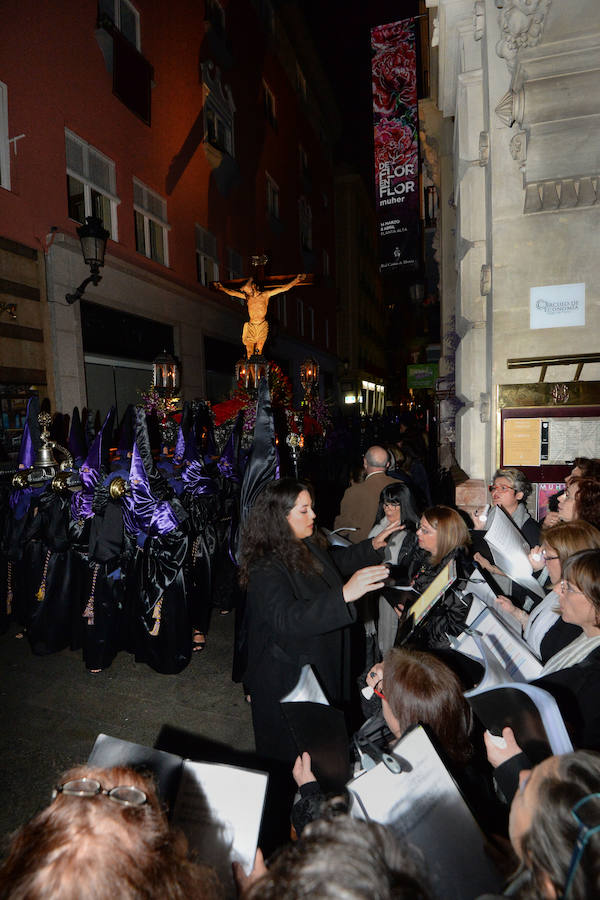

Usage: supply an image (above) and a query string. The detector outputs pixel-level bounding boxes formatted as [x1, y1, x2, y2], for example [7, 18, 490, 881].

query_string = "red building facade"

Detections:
[0, 0, 340, 427]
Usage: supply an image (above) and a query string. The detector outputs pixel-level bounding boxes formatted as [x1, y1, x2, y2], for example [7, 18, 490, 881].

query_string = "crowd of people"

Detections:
[0, 397, 242, 673]
[3, 393, 600, 898]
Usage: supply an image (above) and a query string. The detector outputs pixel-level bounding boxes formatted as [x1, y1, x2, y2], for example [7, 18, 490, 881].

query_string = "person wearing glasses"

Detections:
[0, 765, 221, 899]
[495, 522, 600, 660]
[368, 482, 420, 656]
[474, 467, 540, 546]
[478, 750, 600, 900]
[404, 505, 473, 649]
[292, 647, 501, 839]
[472, 468, 541, 606]
[492, 550, 600, 756]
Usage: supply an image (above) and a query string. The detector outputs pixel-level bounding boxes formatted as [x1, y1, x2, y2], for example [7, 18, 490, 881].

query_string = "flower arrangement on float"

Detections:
[138, 386, 180, 444]
[211, 361, 331, 450]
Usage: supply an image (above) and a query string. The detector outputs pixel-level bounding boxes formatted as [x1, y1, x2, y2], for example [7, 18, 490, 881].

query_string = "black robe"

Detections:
[243, 536, 382, 764]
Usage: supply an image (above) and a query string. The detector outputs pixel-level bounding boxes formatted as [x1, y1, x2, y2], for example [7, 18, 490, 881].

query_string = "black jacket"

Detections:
[243, 536, 383, 763]
[533, 644, 600, 751]
[403, 547, 473, 649]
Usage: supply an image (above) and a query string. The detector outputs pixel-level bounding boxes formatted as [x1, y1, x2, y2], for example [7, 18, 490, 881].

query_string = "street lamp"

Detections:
[65, 216, 110, 304]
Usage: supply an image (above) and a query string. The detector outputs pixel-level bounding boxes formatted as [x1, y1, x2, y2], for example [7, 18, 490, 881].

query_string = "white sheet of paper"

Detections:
[280, 663, 329, 705]
[484, 509, 545, 599]
[172, 761, 267, 881]
[348, 726, 501, 899]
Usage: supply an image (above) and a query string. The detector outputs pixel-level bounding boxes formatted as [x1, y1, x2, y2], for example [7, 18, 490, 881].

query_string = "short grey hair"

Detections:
[364, 446, 389, 470]
[492, 467, 532, 501]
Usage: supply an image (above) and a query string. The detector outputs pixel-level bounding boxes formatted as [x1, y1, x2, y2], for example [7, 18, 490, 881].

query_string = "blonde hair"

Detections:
[543, 520, 600, 568]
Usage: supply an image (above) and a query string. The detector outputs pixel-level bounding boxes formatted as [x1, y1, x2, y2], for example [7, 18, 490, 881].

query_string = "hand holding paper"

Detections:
[484, 727, 522, 768]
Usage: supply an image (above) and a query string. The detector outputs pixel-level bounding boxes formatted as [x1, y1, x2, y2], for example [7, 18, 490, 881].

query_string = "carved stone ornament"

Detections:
[478, 131, 489, 166]
[509, 130, 527, 161]
[496, 0, 552, 71]
[551, 383, 570, 405]
[480, 264, 491, 296]
[473, 1, 485, 41]
[495, 88, 524, 128]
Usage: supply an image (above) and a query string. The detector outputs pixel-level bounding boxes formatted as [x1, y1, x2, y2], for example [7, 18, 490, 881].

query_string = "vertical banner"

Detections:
[371, 19, 419, 271]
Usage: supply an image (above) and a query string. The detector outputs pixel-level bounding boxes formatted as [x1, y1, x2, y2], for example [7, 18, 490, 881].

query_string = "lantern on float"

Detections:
[300, 357, 319, 403]
[152, 351, 180, 397]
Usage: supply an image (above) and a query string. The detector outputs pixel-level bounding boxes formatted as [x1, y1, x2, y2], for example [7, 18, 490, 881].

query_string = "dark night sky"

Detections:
[301, 0, 420, 183]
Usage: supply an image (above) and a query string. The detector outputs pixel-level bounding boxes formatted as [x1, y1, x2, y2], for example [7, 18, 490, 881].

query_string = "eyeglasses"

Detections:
[383, 501, 401, 508]
[542, 549, 560, 561]
[373, 683, 385, 700]
[52, 778, 147, 807]
[489, 483, 516, 493]
[561, 792, 600, 899]
[417, 524, 435, 535]
[560, 581, 584, 597]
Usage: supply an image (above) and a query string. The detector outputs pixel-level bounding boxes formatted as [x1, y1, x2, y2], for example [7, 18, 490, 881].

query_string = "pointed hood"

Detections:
[239, 377, 279, 530]
[71, 407, 116, 521]
[116, 405, 136, 459]
[173, 401, 191, 465]
[18, 396, 40, 469]
[217, 411, 243, 482]
[133, 405, 171, 500]
[122, 441, 179, 537]
[68, 407, 87, 465]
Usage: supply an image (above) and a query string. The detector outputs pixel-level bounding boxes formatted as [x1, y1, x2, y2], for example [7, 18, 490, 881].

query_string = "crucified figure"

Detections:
[214, 274, 306, 357]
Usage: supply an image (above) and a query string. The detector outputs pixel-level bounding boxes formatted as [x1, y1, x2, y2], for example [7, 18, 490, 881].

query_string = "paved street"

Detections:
[0, 612, 254, 846]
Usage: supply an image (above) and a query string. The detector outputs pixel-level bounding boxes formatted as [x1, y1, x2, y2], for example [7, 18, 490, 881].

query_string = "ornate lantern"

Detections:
[153, 351, 180, 396]
[300, 357, 319, 403]
[249, 355, 269, 388]
[237, 355, 269, 392]
[235, 357, 249, 388]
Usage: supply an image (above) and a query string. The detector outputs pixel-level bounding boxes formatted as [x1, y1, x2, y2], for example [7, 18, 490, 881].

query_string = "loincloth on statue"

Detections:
[242, 319, 268, 346]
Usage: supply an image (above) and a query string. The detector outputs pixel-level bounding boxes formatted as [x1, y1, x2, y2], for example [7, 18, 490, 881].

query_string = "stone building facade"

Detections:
[423, 0, 600, 500]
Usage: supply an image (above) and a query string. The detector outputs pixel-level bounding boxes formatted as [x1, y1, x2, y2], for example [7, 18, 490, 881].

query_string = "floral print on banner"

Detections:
[371, 18, 419, 271]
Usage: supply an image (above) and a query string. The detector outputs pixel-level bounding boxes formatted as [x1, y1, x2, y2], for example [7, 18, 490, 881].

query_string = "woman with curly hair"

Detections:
[238, 478, 396, 765]
[557, 477, 600, 531]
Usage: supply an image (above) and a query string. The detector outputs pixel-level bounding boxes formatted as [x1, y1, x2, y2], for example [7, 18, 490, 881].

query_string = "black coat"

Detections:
[404, 547, 473, 649]
[243, 537, 382, 763]
[533, 644, 600, 751]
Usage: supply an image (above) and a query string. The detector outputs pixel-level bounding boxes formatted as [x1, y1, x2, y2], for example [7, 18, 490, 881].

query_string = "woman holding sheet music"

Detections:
[238, 479, 398, 764]
[530, 549, 600, 750]
[473, 468, 540, 549]
[400, 506, 472, 649]
[472, 468, 541, 609]
[496, 522, 600, 661]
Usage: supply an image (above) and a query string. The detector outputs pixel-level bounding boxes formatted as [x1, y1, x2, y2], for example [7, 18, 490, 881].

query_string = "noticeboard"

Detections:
[497, 381, 600, 518]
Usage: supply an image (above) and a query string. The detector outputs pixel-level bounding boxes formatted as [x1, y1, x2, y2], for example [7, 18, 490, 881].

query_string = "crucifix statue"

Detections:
[213, 264, 307, 358]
